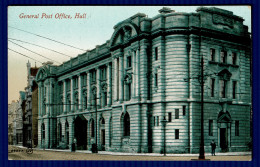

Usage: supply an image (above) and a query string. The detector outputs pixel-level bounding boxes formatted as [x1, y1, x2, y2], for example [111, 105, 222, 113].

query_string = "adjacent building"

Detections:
[13, 91, 26, 146]
[23, 61, 39, 147]
[35, 7, 251, 153]
[8, 100, 19, 145]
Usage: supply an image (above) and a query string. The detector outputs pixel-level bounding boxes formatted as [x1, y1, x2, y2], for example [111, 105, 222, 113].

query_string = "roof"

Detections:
[30, 67, 39, 76]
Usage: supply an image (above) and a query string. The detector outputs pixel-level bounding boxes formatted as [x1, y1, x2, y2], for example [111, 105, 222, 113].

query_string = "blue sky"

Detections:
[8, 6, 251, 103]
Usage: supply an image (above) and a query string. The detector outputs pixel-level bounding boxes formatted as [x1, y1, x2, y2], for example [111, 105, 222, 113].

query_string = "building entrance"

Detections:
[74, 115, 88, 150]
[220, 128, 228, 151]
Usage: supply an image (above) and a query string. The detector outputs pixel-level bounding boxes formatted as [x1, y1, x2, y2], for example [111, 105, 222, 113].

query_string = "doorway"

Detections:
[74, 115, 88, 150]
[220, 128, 228, 152]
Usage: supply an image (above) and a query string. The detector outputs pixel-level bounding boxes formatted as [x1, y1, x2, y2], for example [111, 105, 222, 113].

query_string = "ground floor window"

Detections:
[123, 112, 130, 137]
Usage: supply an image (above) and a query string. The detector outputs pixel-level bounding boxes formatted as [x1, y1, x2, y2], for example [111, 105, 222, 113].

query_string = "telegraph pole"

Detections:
[95, 93, 98, 153]
[198, 55, 205, 160]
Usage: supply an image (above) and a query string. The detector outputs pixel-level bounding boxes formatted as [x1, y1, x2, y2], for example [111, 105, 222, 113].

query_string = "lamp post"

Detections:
[184, 55, 210, 160]
[161, 116, 167, 156]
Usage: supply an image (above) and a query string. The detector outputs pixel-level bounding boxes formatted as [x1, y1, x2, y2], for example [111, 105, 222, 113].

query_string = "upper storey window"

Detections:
[210, 48, 216, 62]
[232, 52, 237, 65]
[82, 74, 87, 87]
[90, 69, 96, 84]
[154, 47, 158, 61]
[127, 56, 132, 68]
[73, 77, 78, 89]
[66, 79, 71, 91]
[220, 80, 227, 98]
[100, 67, 107, 81]
[220, 50, 227, 64]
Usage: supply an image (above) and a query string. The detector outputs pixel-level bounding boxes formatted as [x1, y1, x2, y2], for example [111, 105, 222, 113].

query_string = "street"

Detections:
[8, 146, 251, 161]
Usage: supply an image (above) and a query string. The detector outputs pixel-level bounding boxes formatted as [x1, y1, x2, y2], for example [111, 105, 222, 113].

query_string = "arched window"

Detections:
[41, 123, 45, 140]
[57, 122, 62, 142]
[90, 119, 95, 138]
[109, 117, 113, 146]
[65, 121, 69, 144]
[100, 117, 105, 146]
[123, 112, 130, 137]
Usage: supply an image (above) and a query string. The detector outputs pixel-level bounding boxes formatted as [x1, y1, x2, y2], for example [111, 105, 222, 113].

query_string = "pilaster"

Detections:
[119, 54, 124, 102]
[108, 63, 112, 107]
[70, 77, 74, 112]
[78, 74, 82, 110]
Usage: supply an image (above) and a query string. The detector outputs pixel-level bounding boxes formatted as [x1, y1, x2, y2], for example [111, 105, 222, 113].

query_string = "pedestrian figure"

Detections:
[210, 140, 216, 156]
[73, 138, 77, 151]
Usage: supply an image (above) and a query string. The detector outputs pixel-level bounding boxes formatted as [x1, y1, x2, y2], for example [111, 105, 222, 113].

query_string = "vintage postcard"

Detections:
[8, 6, 252, 161]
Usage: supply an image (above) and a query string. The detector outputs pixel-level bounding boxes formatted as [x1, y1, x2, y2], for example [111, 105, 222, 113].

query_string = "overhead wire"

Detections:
[8, 40, 61, 64]
[8, 48, 43, 64]
[8, 38, 73, 58]
[9, 26, 87, 52]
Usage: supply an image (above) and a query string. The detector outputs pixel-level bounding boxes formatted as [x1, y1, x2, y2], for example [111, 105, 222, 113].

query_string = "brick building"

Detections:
[35, 7, 251, 153]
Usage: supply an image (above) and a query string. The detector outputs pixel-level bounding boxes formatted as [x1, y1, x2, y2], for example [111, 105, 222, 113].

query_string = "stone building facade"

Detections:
[8, 100, 19, 145]
[13, 91, 26, 146]
[36, 7, 251, 153]
[23, 61, 39, 147]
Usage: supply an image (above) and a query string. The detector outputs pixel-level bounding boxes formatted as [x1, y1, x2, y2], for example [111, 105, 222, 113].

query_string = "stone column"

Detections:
[69, 119, 74, 147]
[49, 78, 54, 117]
[136, 49, 140, 100]
[108, 63, 112, 107]
[41, 85, 44, 116]
[96, 68, 101, 109]
[78, 74, 82, 110]
[132, 50, 136, 98]
[87, 72, 91, 110]
[45, 80, 50, 116]
[38, 82, 43, 117]
[119, 54, 124, 102]
[63, 80, 67, 114]
[70, 77, 74, 112]
[113, 57, 118, 102]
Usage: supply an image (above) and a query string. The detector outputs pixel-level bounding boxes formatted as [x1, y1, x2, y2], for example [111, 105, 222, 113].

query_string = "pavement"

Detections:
[13, 145, 251, 157]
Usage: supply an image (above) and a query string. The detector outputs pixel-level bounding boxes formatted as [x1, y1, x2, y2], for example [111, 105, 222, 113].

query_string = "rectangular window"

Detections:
[235, 121, 239, 136]
[232, 52, 237, 65]
[155, 73, 158, 87]
[220, 50, 227, 64]
[155, 47, 158, 60]
[175, 109, 179, 119]
[233, 81, 237, 99]
[168, 113, 172, 122]
[153, 116, 156, 126]
[220, 80, 227, 98]
[157, 116, 159, 126]
[91, 70, 96, 83]
[66, 80, 71, 91]
[101, 67, 107, 81]
[211, 78, 215, 97]
[74, 77, 78, 89]
[175, 129, 179, 139]
[209, 120, 213, 136]
[183, 106, 186, 116]
[210, 48, 215, 61]
[127, 56, 132, 68]
[82, 74, 87, 87]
